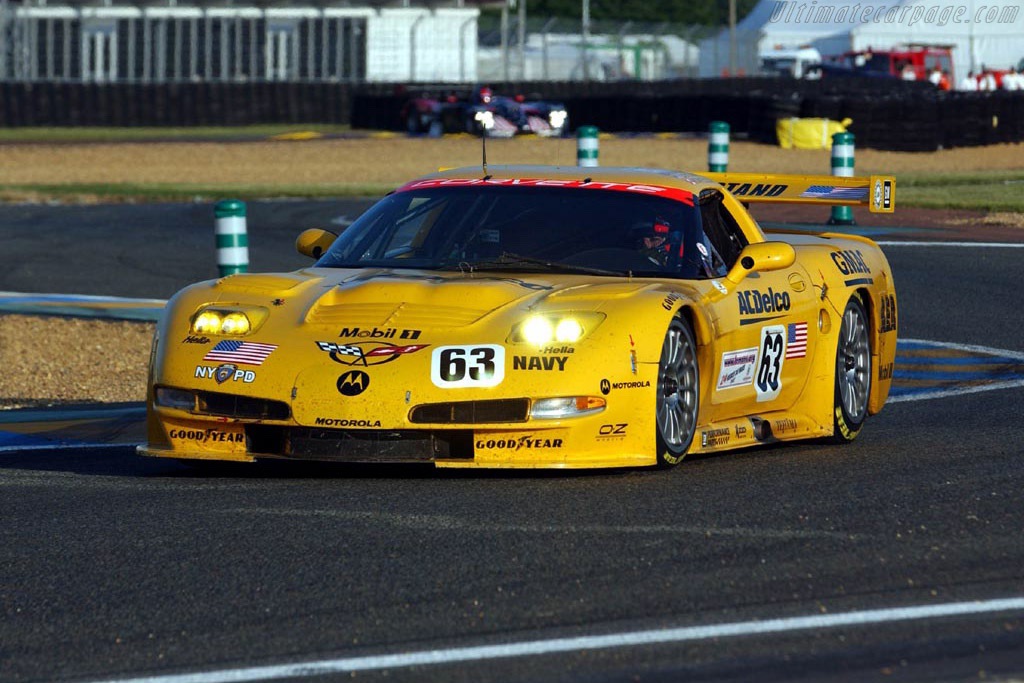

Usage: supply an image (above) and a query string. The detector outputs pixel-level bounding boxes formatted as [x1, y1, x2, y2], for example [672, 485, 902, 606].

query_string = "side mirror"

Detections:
[725, 241, 796, 284]
[295, 228, 337, 260]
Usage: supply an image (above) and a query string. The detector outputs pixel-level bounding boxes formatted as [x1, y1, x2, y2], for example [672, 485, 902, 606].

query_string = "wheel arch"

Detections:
[854, 285, 894, 414]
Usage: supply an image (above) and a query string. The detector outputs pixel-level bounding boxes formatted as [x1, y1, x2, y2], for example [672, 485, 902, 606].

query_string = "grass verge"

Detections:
[0, 125, 351, 143]
[894, 171, 1024, 211]
[4, 171, 1022, 211]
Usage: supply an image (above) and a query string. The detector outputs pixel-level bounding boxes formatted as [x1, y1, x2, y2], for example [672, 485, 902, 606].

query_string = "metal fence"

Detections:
[477, 15, 716, 82]
[0, 1, 724, 84]
[0, 2, 371, 83]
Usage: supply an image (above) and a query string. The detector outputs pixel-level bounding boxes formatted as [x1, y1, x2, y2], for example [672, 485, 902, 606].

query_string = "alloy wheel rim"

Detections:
[839, 304, 871, 422]
[657, 324, 698, 450]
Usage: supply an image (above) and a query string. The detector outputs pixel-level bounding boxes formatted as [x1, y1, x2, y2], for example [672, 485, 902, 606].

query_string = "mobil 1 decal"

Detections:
[755, 325, 786, 402]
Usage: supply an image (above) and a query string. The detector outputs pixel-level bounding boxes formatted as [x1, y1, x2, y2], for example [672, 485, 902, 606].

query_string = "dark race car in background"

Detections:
[401, 86, 569, 138]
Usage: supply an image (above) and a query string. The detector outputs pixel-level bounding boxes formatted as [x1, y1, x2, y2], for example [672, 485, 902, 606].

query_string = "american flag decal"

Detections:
[786, 322, 807, 359]
[799, 185, 868, 200]
[202, 340, 277, 366]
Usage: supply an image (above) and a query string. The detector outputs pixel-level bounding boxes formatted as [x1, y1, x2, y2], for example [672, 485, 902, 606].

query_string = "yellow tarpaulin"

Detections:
[776, 117, 853, 150]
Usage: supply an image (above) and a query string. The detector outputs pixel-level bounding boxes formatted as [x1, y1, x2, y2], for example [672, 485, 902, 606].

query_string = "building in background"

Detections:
[0, 0, 478, 83]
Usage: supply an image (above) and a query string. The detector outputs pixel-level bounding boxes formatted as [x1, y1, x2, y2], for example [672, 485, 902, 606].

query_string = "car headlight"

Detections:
[531, 396, 605, 419]
[474, 110, 495, 129]
[190, 306, 268, 336]
[510, 313, 604, 346]
[548, 110, 567, 128]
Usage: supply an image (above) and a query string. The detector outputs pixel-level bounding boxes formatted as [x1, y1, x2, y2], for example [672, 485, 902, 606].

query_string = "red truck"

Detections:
[820, 44, 954, 84]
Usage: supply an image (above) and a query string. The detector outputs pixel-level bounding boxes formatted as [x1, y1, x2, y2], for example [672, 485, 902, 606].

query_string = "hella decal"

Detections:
[182, 335, 211, 345]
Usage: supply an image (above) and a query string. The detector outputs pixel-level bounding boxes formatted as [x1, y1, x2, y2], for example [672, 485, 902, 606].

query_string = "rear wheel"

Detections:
[832, 293, 871, 442]
[655, 316, 699, 466]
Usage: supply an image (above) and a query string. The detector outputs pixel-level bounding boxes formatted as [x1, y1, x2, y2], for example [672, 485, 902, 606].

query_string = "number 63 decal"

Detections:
[755, 325, 785, 402]
[431, 345, 505, 388]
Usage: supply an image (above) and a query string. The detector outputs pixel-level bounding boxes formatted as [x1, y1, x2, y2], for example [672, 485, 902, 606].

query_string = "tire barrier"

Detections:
[0, 79, 1020, 152]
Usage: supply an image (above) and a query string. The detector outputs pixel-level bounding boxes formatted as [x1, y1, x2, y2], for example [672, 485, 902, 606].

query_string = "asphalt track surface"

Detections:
[2, 200, 1023, 683]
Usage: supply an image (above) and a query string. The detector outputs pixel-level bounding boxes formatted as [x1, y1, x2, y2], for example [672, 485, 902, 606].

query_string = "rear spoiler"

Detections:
[700, 173, 896, 213]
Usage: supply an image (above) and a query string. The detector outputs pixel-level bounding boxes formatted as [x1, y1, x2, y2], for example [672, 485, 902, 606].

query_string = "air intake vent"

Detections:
[196, 391, 290, 420]
[410, 399, 529, 424]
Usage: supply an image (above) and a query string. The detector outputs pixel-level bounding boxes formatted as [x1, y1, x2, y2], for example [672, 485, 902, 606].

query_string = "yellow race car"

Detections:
[139, 165, 898, 469]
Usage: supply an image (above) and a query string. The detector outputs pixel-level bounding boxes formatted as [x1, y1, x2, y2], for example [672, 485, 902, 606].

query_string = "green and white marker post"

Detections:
[576, 125, 599, 167]
[214, 199, 249, 275]
[828, 131, 856, 225]
[708, 121, 730, 172]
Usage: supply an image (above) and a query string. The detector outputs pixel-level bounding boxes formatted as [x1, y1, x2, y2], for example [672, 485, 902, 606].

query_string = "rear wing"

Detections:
[701, 173, 895, 213]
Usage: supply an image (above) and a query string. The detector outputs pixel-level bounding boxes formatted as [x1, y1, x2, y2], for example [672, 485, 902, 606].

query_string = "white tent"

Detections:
[699, 0, 1024, 81]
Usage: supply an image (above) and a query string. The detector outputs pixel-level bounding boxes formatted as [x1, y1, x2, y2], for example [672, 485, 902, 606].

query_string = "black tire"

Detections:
[655, 316, 699, 466]
[831, 293, 872, 442]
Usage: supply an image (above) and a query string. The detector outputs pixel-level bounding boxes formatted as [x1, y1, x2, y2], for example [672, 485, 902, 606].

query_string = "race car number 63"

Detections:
[431, 345, 505, 388]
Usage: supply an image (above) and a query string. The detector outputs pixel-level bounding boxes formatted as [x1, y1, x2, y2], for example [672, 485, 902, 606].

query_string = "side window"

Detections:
[698, 190, 748, 274]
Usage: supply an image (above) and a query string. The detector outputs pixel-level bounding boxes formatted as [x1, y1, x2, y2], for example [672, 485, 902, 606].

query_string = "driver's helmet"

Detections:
[634, 217, 675, 265]
[478, 86, 493, 104]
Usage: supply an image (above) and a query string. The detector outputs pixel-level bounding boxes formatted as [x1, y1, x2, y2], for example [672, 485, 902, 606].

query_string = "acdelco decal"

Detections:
[737, 288, 791, 316]
[395, 178, 694, 205]
[722, 182, 787, 197]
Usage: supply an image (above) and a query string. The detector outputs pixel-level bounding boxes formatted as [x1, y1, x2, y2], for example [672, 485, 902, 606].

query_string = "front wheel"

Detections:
[831, 293, 871, 442]
[655, 316, 699, 467]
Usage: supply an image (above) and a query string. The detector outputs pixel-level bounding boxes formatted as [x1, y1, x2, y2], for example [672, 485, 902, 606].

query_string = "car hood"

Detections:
[205, 268, 666, 329]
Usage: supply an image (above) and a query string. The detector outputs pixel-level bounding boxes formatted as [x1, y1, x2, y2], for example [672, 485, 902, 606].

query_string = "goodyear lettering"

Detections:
[338, 327, 422, 340]
[662, 292, 683, 311]
[701, 428, 730, 447]
[737, 288, 791, 315]
[474, 437, 564, 450]
[314, 417, 382, 428]
[879, 293, 897, 334]
[830, 249, 871, 276]
[725, 182, 787, 197]
[513, 356, 567, 371]
[169, 428, 244, 443]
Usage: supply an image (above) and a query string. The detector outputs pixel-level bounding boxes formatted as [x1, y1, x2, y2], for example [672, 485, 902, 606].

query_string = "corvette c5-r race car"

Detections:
[140, 165, 898, 469]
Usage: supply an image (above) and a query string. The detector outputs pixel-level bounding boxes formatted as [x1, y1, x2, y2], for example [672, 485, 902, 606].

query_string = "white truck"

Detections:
[759, 45, 823, 79]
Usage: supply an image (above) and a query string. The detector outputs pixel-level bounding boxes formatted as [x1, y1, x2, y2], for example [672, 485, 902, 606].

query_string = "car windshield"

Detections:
[315, 183, 708, 278]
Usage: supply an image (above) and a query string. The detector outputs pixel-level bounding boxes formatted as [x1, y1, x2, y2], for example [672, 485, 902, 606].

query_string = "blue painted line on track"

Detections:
[0, 292, 166, 321]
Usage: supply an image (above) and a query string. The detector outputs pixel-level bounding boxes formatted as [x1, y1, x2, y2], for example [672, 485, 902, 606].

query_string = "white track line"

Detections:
[877, 241, 1024, 248]
[86, 597, 1024, 683]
